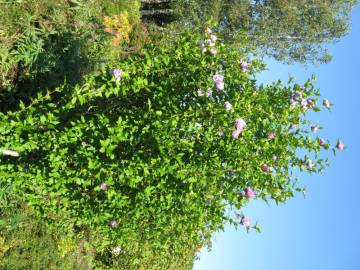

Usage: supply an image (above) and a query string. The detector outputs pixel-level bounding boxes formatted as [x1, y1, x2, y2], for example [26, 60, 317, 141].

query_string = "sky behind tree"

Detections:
[194, 4, 360, 270]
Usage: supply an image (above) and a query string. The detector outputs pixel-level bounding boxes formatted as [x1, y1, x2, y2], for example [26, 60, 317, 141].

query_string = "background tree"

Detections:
[167, 0, 358, 64]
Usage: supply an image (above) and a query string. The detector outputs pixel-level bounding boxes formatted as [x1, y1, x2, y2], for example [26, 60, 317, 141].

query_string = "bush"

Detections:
[0, 29, 338, 269]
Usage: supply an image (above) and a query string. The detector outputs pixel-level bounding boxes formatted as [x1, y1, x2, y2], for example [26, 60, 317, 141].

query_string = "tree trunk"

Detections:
[141, 0, 176, 25]
[141, 0, 171, 3]
[141, 9, 173, 16]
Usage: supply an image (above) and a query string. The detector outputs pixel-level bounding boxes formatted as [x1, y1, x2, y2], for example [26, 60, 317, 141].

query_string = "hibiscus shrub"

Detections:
[0, 29, 340, 269]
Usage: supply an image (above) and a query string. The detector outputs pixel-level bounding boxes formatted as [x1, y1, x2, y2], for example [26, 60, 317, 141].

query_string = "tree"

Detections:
[168, 0, 358, 64]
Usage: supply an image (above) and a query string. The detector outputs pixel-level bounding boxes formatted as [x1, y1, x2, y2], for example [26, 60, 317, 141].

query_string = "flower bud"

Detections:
[336, 140, 345, 151]
[323, 99, 331, 109]
[318, 138, 326, 146]
[213, 74, 224, 83]
[311, 126, 319, 132]
[232, 129, 241, 139]
[267, 132, 275, 140]
[215, 81, 224, 90]
[261, 164, 269, 172]
[210, 48, 217, 55]
[224, 101, 233, 111]
[245, 187, 256, 199]
[209, 34, 217, 43]
[110, 219, 118, 228]
[241, 216, 250, 227]
[235, 118, 246, 130]
[240, 60, 248, 72]
[112, 69, 122, 82]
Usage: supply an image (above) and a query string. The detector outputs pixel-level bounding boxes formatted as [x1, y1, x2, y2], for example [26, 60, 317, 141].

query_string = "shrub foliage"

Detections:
[0, 28, 338, 268]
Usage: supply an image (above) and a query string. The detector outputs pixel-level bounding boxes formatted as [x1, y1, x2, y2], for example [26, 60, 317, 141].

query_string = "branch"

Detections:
[141, 9, 174, 16]
[141, 0, 171, 3]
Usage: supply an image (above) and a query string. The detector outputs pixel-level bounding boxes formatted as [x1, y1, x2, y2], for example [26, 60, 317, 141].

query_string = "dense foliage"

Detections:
[0, 0, 143, 99]
[0, 0, 351, 269]
[0, 26, 341, 268]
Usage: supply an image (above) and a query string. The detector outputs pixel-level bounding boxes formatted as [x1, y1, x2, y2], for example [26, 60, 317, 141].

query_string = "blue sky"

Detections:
[194, 5, 360, 270]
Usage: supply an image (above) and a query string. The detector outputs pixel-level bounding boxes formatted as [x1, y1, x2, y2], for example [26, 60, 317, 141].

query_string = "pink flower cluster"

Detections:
[198, 88, 213, 97]
[100, 182, 108, 190]
[213, 74, 224, 90]
[232, 118, 246, 138]
[110, 219, 118, 228]
[241, 216, 250, 227]
[244, 187, 256, 199]
[301, 98, 314, 111]
[318, 138, 345, 151]
[113, 69, 122, 82]
[200, 28, 218, 55]
[289, 90, 319, 111]
[305, 140, 344, 170]
[235, 118, 246, 130]
[240, 59, 248, 72]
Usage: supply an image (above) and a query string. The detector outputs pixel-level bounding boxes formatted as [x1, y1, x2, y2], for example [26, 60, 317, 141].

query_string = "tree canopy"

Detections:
[166, 0, 358, 63]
